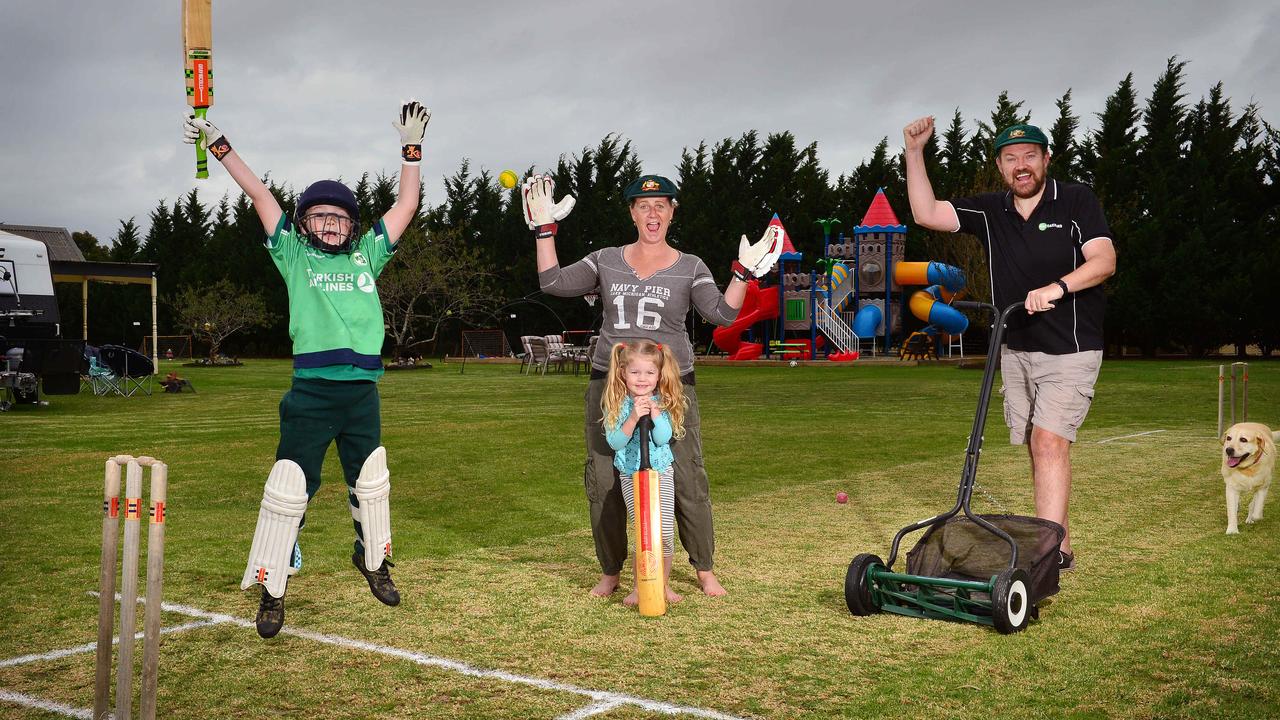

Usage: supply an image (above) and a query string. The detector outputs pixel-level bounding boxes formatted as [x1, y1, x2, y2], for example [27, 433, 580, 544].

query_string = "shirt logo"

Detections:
[357, 272, 376, 293]
[351, 252, 368, 267]
[1038, 222, 1063, 231]
[308, 269, 355, 291]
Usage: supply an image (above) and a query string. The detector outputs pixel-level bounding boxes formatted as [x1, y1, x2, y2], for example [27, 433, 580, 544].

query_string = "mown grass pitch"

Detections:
[1, 359, 1278, 718]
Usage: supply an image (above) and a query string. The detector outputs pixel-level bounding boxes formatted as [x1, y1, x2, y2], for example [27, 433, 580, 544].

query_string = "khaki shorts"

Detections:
[999, 348, 1102, 444]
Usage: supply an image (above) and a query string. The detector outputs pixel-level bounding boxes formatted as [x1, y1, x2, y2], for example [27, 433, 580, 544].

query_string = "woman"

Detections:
[525, 172, 781, 598]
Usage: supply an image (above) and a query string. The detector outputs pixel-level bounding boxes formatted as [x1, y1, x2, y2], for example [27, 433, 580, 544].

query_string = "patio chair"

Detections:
[572, 335, 598, 375]
[544, 334, 572, 368]
[525, 336, 563, 376]
[518, 335, 539, 375]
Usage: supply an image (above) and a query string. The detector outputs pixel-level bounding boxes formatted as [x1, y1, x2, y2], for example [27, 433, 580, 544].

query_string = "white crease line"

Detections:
[0, 595, 750, 720]
[0, 689, 92, 719]
[162, 600, 749, 719]
[558, 697, 627, 719]
[1096, 429, 1166, 444]
[0, 619, 220, 668]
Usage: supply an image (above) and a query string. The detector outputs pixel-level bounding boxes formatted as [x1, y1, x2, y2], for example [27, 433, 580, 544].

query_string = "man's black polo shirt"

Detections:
[949, 179, 1111, 354]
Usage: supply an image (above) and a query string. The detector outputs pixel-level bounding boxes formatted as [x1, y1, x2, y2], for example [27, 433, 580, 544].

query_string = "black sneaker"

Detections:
[256, 588, 285, 638]
[353, 552, 401, 606]
[1059, 550, 1076, 572]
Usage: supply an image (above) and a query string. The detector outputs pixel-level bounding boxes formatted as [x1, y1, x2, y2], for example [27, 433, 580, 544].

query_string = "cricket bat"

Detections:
[182, 0, 213, 179]
[633, 416, 666, 617]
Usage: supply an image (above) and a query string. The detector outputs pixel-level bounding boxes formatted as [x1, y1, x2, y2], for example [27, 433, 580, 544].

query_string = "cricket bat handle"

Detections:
[194, 107, 209, 179]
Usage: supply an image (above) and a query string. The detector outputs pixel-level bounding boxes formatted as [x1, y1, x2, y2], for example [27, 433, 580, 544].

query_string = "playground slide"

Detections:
[852, 304, 882, 337]
[894, 262, 968, 335]
[712, 281, 781, 360]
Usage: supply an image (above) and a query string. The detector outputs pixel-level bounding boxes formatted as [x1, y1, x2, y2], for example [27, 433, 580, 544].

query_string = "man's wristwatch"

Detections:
[1054, 279, 1070, 295]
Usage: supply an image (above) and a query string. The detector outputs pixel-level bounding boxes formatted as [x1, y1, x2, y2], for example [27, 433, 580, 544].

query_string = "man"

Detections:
[903, 117, 1117, 570]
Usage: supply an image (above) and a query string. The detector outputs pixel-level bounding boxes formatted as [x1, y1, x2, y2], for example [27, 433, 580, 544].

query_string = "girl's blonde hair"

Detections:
[601, 340, 686, 438]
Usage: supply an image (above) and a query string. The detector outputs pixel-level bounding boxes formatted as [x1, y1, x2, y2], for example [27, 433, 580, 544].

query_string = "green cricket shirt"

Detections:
[266, 216, 396, 381]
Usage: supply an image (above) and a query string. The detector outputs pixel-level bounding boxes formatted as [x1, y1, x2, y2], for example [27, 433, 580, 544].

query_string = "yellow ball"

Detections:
[499, 170, 518, 189]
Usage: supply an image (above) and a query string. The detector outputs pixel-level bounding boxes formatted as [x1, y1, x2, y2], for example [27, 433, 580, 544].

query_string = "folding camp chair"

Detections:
[98, 345, 154, 397]
[86, 355, 124, 397]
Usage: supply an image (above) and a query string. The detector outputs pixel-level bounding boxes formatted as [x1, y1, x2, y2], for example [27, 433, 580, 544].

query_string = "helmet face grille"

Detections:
[296, 180, 361, 254]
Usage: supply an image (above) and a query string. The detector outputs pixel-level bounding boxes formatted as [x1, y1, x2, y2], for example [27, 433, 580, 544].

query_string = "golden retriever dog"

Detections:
[1220, 422, 1280, 534]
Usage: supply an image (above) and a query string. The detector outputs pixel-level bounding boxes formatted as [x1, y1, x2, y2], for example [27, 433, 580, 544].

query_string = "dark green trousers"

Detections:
[584, 377, 715, 575]
[276, 377, 381, 555]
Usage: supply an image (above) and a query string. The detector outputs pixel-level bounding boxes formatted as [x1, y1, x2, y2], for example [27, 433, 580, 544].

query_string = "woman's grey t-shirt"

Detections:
[539, 246, 739, 375]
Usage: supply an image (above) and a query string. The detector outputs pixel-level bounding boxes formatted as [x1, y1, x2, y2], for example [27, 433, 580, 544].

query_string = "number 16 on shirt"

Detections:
[633, 417, 666, 617]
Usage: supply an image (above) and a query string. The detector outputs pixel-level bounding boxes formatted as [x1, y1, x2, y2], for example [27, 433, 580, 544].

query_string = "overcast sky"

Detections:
[2, 1, 1277, 244]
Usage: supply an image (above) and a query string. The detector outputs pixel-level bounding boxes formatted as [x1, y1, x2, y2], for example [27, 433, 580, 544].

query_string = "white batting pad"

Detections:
[241, 460, 308, 598]
[353, 446, 392, 572]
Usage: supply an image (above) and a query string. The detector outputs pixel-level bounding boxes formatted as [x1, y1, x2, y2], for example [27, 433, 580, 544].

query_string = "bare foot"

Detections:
[622, 590, 639, 607]
[697, 569, 727, 597]
[665, 587, 683, 604]
[590, 574, 619, 598]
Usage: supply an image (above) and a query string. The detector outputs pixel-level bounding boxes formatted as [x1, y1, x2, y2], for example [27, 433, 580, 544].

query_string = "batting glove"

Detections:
[732, 223, 785, 281]
[183, 112, 232, 161]
[521, 174, 576, 239]
[393, 99, 431, 165]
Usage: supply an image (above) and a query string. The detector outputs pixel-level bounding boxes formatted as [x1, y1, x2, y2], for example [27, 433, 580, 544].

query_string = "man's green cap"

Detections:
[624, 175, 679, 201]
[994, 123, 1049, 151]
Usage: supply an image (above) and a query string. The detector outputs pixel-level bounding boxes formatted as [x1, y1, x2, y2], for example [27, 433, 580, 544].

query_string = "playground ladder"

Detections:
[815, 297, 856, 354]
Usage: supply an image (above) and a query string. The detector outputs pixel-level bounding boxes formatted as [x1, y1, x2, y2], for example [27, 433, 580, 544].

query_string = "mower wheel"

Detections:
[991, 567, 1031, 634]
[844, 553, 883, 616]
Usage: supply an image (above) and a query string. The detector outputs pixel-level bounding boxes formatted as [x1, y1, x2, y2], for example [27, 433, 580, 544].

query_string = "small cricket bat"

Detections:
[182, 0, 214, 179]
[633, 416, 666, 617]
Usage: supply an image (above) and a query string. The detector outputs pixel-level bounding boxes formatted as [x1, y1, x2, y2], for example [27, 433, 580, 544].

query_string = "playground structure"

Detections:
[712, 190, 968, 361]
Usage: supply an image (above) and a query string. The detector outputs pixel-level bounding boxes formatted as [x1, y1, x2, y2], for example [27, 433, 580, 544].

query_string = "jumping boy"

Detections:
[183, 99, 430, 637]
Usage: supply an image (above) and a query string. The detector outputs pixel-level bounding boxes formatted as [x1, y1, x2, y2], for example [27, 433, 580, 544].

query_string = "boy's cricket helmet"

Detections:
[295, 180, 361, 254]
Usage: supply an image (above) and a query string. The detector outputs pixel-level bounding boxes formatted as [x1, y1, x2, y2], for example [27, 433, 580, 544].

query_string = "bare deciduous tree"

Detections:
[379, 225, 496, 360]
[170, 279, 272, 363]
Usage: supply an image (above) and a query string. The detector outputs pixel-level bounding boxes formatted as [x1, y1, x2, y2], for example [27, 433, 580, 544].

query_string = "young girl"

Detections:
[602, 340, 687, 607]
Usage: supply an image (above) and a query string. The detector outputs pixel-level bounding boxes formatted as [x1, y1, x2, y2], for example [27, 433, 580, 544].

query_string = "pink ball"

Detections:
[836, 491, 848, 504]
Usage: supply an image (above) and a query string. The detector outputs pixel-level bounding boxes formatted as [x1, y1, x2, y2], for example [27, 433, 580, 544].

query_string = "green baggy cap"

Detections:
[994, 123, 1049, 151]
[624, 175, 679, 201]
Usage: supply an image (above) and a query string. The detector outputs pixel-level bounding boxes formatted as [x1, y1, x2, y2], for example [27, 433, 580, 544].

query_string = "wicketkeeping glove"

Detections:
[393, 99, 431, 165]
[732, 223, 786, 281]
[521, 174, 576, 239]
[183, 112, 232, 161]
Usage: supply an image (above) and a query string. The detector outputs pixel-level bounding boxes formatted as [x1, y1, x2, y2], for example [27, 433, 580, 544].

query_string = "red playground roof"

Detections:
[774, 215, 799, 255]
[858, 188, 903, 228]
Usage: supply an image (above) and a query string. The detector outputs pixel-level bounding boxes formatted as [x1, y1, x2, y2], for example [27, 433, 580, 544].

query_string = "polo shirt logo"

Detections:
[357, 272, 376, 293]
[351, 252, 368, 267]
[1038, 222, 1063, 231]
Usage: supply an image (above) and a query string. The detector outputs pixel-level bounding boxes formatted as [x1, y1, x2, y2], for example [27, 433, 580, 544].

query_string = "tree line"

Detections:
[66, 57, 1279, 358]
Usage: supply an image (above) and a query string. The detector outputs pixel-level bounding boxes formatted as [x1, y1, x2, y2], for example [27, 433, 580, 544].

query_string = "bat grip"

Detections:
[194, 107, 209, 179]
[637, 416, 652, 471]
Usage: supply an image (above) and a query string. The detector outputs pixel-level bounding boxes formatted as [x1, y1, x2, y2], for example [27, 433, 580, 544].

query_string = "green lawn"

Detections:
[1, 358, 1277, 719]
